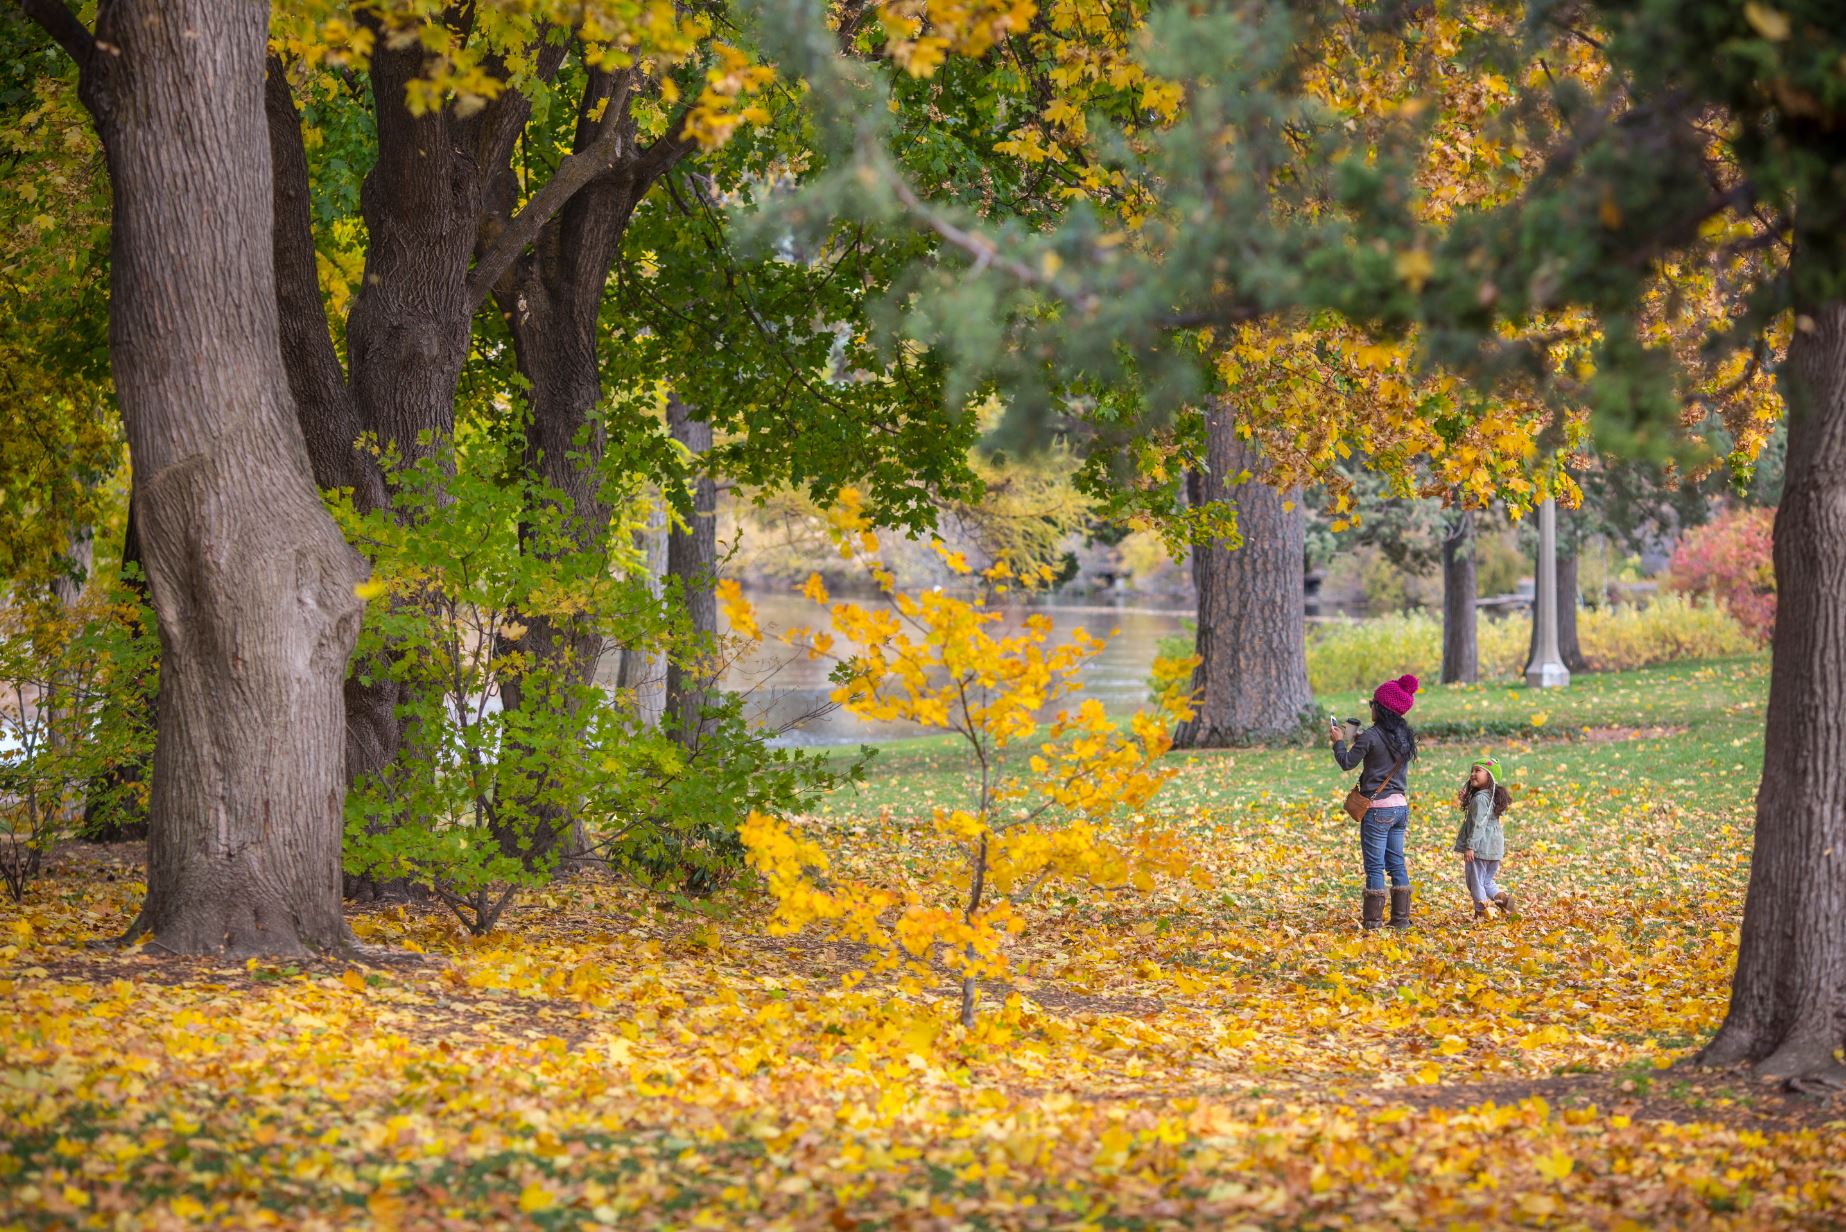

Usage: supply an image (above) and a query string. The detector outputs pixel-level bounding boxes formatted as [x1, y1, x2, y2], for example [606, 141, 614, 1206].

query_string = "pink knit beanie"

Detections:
[1372, 673, 1420, 715]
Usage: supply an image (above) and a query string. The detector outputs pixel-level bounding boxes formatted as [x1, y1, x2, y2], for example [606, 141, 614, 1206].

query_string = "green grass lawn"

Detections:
[826, 656, 1769, 831]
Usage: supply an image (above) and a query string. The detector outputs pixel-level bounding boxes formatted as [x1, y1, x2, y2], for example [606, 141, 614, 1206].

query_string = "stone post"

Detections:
[1525, 497, 1571, 688]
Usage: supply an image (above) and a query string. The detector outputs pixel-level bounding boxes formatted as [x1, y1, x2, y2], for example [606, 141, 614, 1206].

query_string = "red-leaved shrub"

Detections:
[1666, 507, 1775, 642]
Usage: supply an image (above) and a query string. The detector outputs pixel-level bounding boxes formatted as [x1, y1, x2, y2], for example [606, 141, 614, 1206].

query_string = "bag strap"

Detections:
[1367, 749, 1410, 801]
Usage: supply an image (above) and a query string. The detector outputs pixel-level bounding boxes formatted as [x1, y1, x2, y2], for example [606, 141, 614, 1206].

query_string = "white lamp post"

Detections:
[1525, 497, 1570, 688]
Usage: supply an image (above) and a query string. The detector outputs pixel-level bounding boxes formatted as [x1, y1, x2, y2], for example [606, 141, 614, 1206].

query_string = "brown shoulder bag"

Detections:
[1343, 749, 1409, 823]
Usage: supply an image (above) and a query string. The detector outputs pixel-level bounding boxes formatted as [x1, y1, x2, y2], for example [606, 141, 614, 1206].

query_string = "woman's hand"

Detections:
[1328, 722, 1342, 746]
[1463, 850, 1474, 863]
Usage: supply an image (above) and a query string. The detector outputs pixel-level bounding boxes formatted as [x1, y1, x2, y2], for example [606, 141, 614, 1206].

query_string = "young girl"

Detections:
[1453, 757, 1513, 918]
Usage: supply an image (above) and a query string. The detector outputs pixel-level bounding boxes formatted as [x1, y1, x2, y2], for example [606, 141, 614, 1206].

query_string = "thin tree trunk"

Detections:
[618, 497, 670, 728]
[46, 526, 93, 825]
[1441, 508, 1478, 684]
[666, 398, 719, 749]
[1173, 405, 1315, 746]
[36, 0, 366, 955]
[1556, 547, 1586, 673]
[481, 68, 692, 866]
[1697, 297, 1846, 1086]
[959, 832, 988, 1029]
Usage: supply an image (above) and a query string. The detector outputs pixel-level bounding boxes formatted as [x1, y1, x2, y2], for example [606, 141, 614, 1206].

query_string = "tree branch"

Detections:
[466, 123, 630, 308]
[467, 94, 694, 310]
[264, 56, 383, 509]
[16, 0, 94, 68]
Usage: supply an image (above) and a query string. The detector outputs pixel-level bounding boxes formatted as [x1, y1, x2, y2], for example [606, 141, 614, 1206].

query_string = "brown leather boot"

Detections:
[1493, 890, 1512, 916]
[1473, 901, 1489, 920]
[1389, 885, 1413, 929]
[1362, 889, 1387, 930]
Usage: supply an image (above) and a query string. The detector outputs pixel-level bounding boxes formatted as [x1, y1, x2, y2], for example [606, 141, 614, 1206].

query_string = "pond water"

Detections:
[722, 592, 1194, 746]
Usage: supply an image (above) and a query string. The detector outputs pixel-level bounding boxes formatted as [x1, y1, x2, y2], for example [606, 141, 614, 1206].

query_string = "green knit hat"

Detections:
[1471, 756, 1501, 777]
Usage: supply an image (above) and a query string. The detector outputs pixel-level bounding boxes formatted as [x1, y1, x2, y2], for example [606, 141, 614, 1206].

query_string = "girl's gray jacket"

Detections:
[1452, 786, 1505, 861]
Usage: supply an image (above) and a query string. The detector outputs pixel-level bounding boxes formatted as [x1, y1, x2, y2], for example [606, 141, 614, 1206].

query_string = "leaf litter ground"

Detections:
[3, 656, 1843, 1229]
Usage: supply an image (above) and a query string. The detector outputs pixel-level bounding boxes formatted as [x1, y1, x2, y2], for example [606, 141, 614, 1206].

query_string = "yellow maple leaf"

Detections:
[518, 1182, 556, 1213]
[1534, 1148, 1575, 1182]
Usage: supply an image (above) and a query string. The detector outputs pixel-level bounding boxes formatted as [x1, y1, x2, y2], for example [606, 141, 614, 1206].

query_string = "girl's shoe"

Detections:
[1493, 891, 1513, 916]
[1389, 885, 1413, 929]
[1473, 902, 1488, 920]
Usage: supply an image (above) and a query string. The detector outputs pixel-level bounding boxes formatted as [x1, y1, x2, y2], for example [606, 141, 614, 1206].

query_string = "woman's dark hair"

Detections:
[1369, 699, 1418, 761]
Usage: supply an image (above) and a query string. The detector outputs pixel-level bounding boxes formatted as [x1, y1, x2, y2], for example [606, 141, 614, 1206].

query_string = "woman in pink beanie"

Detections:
[1330, 673, 1421, 930]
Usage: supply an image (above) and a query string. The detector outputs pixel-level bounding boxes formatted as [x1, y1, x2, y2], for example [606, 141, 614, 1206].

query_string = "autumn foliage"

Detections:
[743, 490, 1201, 1026]
[7, 658, 1842, 1229]
[1667, 507, 1776, 643]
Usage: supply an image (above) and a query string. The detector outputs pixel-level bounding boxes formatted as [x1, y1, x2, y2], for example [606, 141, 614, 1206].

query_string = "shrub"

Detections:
[1304, 612, 1440, 694]
[1283, 596, 1757, 696]
[1576, 594, 1757, 669]
[746, 492, 1199, 1027]
[1666, 507, 1775, 642]
[0, 578, 156, 899]
[335, 437, 851, 933]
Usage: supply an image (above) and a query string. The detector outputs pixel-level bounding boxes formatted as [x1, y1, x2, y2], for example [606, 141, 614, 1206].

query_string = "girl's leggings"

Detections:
[1464, 858, 1502, 904]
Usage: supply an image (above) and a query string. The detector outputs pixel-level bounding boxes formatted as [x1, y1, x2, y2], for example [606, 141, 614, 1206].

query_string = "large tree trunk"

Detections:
[265, 44, 545, 895]
[1173, 406, 1314, 746]
[262, 60, 408, 856]
[665, 399, 720, 749]
[1441, 507, 1478, 684]
[43, 0, 365, 955]
[494, 282, 613, 870]
[1697, 298, 1846, 1086]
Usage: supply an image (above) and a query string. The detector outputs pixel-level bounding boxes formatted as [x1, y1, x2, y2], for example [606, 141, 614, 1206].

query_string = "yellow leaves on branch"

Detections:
[876, 0, 1038, 77]
[1210, 320, 1569, 517]
[741, 490, 1203, 1017]
[683, 42, 777, 150]
[272, 3, 768, 149]
[715, 578, 759, 641]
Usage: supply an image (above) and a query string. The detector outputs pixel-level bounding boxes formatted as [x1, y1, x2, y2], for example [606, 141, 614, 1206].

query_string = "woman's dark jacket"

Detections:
[1332, 727, 1412, 798]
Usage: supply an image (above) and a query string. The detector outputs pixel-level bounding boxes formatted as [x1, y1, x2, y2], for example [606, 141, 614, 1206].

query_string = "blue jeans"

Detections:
[1360, 806, 1410, 891]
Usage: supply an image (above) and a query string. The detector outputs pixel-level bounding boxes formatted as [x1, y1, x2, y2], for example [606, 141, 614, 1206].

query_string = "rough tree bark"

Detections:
[1440, 508, 1478, 685]
[263, 40, 562, 892]
[262, 61, 409, 838]
[665, 398, 719, 749]
[28, 0, 366, 955]
[1696, 297, 1846, 1087]
[1173, 405, 1315, 746]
